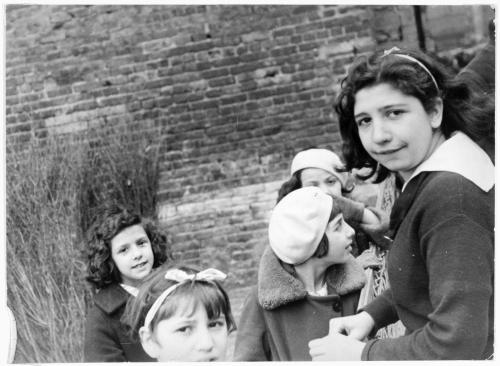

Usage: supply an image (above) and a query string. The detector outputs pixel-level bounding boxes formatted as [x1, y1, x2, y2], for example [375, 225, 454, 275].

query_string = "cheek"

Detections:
[357, 129, 372, 150]
[158, 335, 190, 360]
[214, 330, 229, 355]
[110, 255, 125, 270]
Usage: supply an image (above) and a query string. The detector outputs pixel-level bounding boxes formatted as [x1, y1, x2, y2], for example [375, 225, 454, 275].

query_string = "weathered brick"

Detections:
[270, 45, 297, 57]
[5, 4, 488, 313]
[230, 63, 260, 75]
[220, 94, 247, 105]
[201, 68, 229, 79]
[248, 88, 273, 100]
[208, 75, 235, 87]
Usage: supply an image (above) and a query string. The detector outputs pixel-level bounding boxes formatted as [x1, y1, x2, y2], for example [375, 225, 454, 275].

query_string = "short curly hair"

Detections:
[85, 204, 172, 289]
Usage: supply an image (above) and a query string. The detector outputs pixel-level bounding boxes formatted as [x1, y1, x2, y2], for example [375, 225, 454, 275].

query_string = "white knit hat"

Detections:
[268, 186, 333, 265]
[290, 148, 347, 186]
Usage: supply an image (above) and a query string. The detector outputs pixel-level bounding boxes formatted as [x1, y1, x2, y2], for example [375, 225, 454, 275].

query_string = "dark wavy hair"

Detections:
[122, 264, 236, 342]
[336, 48, 494, 182]
[85, 204, 172, 289]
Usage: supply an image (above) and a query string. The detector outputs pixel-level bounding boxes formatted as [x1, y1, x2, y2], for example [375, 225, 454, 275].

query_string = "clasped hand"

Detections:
[308, 311, 375, 361]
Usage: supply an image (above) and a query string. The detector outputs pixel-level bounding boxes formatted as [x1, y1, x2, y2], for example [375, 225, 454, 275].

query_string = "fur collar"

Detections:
[257, 246, 366, 310]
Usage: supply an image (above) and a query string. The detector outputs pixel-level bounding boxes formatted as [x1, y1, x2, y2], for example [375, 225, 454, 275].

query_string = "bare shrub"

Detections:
[7, 122, 161, 362]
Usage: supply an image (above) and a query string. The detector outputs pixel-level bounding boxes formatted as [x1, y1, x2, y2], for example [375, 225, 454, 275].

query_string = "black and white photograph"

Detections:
[2, 1, 495, 362]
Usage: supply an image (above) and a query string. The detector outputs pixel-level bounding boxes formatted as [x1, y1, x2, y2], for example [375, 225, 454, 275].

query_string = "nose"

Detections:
[345, 223, 355, 240]
[132, 244, 143, 259]
[195, 327, 215, 352]
[370, 118, 391, 144]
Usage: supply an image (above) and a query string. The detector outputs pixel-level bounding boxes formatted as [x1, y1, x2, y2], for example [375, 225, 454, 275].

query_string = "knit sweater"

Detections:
[233, 246, 366, 361]
[84, 283, 154, 362]
[362, 171, 494, 360]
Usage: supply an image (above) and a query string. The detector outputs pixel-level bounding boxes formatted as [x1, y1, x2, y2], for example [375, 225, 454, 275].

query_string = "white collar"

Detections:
[402, 131, 494, 192]
[120, 283, 139, 297]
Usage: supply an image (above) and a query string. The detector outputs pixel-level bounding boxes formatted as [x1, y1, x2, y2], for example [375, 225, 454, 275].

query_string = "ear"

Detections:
[429, 97, 443, 129]
[139, 326, 160, 359]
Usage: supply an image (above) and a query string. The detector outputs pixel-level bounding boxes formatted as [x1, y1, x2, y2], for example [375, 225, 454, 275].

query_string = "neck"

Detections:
[399, 130, 446, 182]
[294, 258, 329, 293]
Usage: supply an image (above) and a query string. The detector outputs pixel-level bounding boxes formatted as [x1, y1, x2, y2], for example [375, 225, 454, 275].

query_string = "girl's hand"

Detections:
[328, 312, 375, 341]
[356, 248, 382, 269]
[360, 206, 389, 234]
[308, 327, 366, 361]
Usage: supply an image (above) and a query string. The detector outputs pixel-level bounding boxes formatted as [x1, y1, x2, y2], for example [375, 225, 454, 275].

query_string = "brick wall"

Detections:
[5, 4, 493, 326]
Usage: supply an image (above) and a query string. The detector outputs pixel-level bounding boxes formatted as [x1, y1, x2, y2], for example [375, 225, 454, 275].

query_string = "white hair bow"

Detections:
[382, 46, 401, 57]
[143, 268, 227, 329]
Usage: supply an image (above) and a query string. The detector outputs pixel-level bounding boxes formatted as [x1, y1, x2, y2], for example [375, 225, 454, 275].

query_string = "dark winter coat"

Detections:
[233, 246, 366, 361]
[362, 171, 494, 360]
[84, 283, 154, 362]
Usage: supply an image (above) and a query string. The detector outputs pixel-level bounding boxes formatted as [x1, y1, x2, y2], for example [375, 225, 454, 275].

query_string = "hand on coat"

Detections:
[308, 313, 374, 361]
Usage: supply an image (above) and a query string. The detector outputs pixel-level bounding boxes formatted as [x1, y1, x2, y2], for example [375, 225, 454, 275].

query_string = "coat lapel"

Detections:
[257, 246, 366, 310]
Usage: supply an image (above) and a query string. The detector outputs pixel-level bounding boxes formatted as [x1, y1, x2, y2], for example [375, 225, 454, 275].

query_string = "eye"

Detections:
[326, 177, 339, 185]
[209, 318, 226, 329]
[355, 116, 371, 127]
[137, 239, 149, 246]
[387, 109, 405, 119]
[176, 325, 192, 334]
[117, 246, 128, 254]
[330, 218, 343, 232]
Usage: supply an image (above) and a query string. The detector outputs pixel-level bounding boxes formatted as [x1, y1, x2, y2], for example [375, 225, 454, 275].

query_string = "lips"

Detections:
[374, 146, 404, 155]
[132, 261, 148, 269]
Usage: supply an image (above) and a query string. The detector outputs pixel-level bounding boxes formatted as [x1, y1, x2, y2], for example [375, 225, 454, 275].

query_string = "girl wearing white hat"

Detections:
[277, 148, 390, 268]
[233, 187, 367, 361]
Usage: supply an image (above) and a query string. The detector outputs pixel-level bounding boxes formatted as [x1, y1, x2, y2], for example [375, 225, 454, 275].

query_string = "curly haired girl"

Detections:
[84, 204, 171, 362]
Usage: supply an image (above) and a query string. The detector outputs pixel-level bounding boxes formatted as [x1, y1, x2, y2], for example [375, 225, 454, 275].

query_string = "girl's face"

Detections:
[110, 224, 154, 287]
[324, 214, 355, 264]
[300, 168, 343, 197]
[142, 301, 229, 362]
[353, 83, 443, 181]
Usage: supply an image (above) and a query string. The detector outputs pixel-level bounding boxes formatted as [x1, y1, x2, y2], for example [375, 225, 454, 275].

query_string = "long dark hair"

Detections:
[336, 48, 494, 182]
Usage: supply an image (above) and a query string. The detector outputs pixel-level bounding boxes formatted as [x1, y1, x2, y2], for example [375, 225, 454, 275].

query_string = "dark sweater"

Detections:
[84, 283, 154, 362]
[233, 247, 366, 361]
[362, 171, 494, 360]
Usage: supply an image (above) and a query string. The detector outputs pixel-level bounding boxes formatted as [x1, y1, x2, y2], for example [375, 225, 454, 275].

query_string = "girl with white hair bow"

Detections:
[122, 265, 236, 362]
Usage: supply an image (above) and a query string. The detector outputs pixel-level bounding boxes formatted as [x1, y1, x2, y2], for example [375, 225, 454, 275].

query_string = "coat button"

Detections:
[332, 300, 342, 313]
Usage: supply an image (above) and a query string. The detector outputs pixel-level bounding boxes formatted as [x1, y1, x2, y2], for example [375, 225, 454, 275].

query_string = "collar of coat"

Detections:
[94, 283, 129, 315]
[257, 246, 367, 310]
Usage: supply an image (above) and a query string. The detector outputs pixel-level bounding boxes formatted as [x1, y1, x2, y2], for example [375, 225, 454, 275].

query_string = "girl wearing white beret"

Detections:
[278, 148, 391, 268]
[233, 186, 367, 361]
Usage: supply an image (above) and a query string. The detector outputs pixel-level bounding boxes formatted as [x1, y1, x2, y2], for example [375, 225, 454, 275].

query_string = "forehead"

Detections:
[111, 224, 147, 246]
[168, 297, 208, 320]
[300, 167, 338, 181]
[354, 83, 413, 114]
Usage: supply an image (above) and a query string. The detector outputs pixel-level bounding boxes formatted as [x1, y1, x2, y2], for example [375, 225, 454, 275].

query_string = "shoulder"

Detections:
[417, 172, 493, 214]
[422, 171, 492, 194]
[93, 283, 129, 315]
[414, 171, 494, 233]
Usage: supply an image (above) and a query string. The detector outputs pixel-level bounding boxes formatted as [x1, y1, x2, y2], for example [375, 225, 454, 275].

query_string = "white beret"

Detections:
[290, 148, 347, 186]
[268, 186, 333, 264]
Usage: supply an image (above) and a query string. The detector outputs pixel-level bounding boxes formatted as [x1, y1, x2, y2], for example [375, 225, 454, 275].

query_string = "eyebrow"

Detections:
[354, 103, 407, 119]
[114, 243, 130, 252]
[330, 214, 343, 227]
